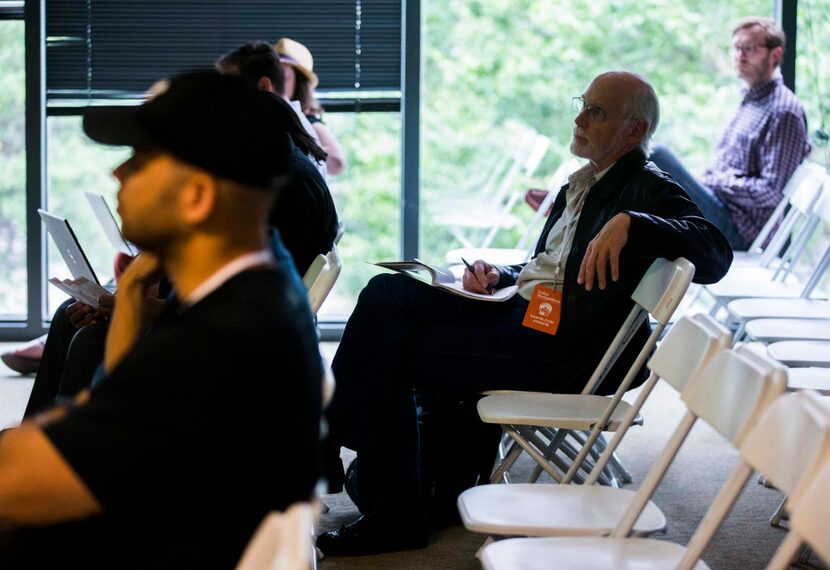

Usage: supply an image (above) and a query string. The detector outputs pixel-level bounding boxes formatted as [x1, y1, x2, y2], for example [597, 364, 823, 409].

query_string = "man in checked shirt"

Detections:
[651, 16, 811, 251]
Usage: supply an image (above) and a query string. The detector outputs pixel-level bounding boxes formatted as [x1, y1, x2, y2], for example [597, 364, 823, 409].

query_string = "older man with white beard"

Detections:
[317, 70, 733, 557]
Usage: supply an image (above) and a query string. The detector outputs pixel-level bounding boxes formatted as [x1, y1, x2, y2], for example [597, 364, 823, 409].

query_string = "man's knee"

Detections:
[358, 273, 414, 306]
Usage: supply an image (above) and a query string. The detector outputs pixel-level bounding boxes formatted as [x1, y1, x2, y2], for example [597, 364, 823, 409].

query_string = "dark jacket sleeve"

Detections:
[622, 177, 733, 284]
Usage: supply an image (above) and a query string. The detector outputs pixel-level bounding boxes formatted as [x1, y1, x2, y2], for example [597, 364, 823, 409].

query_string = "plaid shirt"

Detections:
[702, 75, 811, 244]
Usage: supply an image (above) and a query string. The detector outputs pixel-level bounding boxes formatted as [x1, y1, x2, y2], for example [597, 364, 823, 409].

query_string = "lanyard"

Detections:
[553, 179, 593, 283]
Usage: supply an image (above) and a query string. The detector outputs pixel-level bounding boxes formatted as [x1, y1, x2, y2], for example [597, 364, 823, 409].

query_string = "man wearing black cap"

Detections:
[0, 71, 322, 569]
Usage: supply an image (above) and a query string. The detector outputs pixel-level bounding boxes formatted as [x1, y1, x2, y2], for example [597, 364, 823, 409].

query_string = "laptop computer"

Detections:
[38, 209, 101, 285]
[83, 192, 137, 256]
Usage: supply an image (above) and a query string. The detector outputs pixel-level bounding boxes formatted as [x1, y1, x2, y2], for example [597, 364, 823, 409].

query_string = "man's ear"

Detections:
[628, 119, 648, 146]
[179, 172, 217, 226]
[257, 76, 274, 93]
[770, 46, 784, 68]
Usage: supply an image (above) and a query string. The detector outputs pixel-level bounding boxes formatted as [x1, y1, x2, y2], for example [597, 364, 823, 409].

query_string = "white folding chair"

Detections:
[700, 167, 828, 317]
[785, 367, 830, 394]
[444, 158, 581, 267]
[478, 348, 796, 570]
[766, 340, 830, 368]
[482, 257, 695, 486]
[726, 188, 830, 340]
[431, 123, 551, 250]
[302, 245, 342, 315]
[458, 313, 731, 539]
[768, 462, 830, 570]
[735, 161, 828, 265]
[236, 502, 318, 570]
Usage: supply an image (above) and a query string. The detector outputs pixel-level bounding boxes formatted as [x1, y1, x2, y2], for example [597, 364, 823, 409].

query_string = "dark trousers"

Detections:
[326, 274, 563, 517]
[24, 299, 108, 417]
[650, 145, 747, 251]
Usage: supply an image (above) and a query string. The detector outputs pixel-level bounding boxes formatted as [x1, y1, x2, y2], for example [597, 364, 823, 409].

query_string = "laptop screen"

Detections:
[38, 209, 100, 285]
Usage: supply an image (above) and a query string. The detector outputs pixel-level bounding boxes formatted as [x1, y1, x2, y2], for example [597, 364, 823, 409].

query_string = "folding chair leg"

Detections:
[574, 431, 632, 485]
[524, 429, 574, 483]
[769, 496, 789, 528]
[525, 431, 591, 484]
[497, 432, 511, 460]
[512, 427, 569, 483]
[604, 449, 633, 485]
[489, 437, 523, 484]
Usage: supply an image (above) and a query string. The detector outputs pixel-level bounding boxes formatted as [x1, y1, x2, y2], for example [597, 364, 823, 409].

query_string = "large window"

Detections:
[418, 0, 771, 267]
[45, 116, 129, 316]
[0, 18, 25, 320]
[317, 111, 401, 317]
[38, 0, 404, 323]
[795, 0, 830, 294]
[796, 0, 830, 166]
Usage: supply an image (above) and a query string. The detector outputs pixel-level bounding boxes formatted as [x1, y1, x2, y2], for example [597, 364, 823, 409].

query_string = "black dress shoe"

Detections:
[316, 512, 429, 556]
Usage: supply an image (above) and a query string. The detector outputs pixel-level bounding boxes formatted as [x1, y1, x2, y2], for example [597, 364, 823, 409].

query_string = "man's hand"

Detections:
[66, 294, 115, 328]
[577, 213, 631, 291]
[118, 252, 164, 292]
[462, 260, 499, 294]
[105, 252, 164, 374]
[65, 302, 97, 328]
[94, 292, 115, 320]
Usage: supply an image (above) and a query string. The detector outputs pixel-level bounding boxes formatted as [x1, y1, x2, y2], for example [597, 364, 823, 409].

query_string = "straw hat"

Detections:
[275, 37, 319, 88]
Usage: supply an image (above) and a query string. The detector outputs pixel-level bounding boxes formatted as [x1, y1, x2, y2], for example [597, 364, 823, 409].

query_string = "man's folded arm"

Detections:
[0, 425, 102, 525]
[624, 206, 733, 285]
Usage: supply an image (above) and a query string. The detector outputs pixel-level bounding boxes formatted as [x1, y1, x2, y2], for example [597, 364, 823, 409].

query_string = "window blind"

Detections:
[45, 0, 401, 100]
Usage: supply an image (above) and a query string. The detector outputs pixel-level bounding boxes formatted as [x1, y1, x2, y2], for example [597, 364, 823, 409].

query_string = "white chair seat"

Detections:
[445, 247, 529, 266]
[706, 279, 823, 304]
[786, 368, 830, 394]
[767, 340, 830, 367]
[745, 318, 830, 343]
[480, 537, 709, 570]
[714, 266, 799, 286]
[457, 484, 665, 537]
[728, 297, 830, 321]
[478, 393, 633, 430]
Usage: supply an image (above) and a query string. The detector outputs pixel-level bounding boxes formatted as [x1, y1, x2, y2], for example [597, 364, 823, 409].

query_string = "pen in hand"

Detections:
[461, 257, 495, 295]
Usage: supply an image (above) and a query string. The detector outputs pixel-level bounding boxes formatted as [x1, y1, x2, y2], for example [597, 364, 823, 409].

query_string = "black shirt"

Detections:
[271, 140, 339, 275]
[3, 268, 322, 569]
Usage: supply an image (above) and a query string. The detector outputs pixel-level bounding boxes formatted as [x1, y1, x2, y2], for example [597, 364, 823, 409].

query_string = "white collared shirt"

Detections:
[181, 249, 274, 307]
[516, 162, 612, 300]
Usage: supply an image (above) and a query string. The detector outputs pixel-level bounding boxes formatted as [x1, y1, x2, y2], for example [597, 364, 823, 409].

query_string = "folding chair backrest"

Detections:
[516, 158, 581, 251]
[581, 314, 730, 485]
[747, 161, 821, 252]
[789, 163, 828, 211]
[612, 346, 786, 540]
[646, 313, 731, 395]
[682, 344, 788, 446]
[759, 164, 827, 267]
[582, 257, 695, 395]
[776, 463, 830, 568]
[487, 123, 543, 207]
[302, 254, 327, 290]
[631, 257, 696, 326]
[306, 246, 342, 314]
[235, 502, 316, 570]
[741, 390, 830, 500]
[677, 389, 829, 570]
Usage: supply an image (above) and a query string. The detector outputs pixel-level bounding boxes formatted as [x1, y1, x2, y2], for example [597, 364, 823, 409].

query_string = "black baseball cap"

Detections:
[83, 70, 292, 189]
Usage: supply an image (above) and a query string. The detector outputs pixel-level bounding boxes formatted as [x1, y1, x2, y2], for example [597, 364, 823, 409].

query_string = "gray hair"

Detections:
[625, 79, 660, 153]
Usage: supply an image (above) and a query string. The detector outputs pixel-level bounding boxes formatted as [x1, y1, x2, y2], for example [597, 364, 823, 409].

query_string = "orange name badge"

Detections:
[522, 284, 562, 335]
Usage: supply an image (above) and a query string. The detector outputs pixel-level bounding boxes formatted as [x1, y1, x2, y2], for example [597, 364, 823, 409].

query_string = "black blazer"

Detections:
[496, 148, 732, 395]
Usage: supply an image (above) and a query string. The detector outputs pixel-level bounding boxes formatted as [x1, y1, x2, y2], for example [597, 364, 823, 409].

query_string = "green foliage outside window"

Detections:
[1, 1, 829, 321]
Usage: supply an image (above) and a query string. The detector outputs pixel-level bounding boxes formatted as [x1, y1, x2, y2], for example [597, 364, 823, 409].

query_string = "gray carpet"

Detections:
[0, 342, 823, 569]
